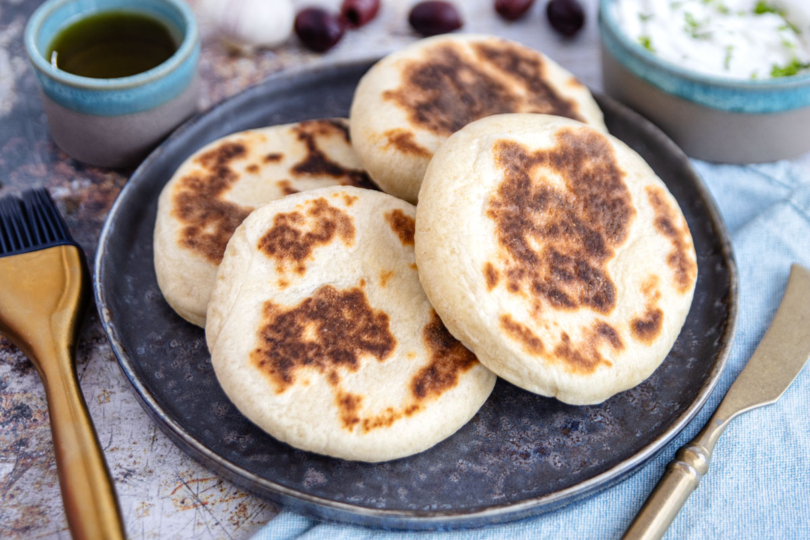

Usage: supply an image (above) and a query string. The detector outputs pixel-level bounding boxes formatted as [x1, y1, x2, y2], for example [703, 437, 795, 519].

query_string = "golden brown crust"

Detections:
[411, 311, 479, 400]
[631, 275, 665, 344]
[383, 129, 431, 157]
[483, 262, 499, 291]
[485, 127, 635, 316]
[290, 120, 376, 189]
[551, 321, 623, 374]
[499, 314, 544, 355]
[171, 141, 253, 264]
[385, 209, 416, 246]
[646, 186, 697, 294]
[251, 291, 478, 434]
[251, 284, 397, 394]
[257, 198, 355, 275]
[382, 41, 582, 137]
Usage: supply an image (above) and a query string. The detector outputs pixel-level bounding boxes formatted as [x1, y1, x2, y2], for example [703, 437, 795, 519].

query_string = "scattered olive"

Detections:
[295, 8, 346, 52]
[495, 0, 535, 21]
[341, 0, 381, 28]
[409, 1, 463, 37]
[546, 0, 585, 37]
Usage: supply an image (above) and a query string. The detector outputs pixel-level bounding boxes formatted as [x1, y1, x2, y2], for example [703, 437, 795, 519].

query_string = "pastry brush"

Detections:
[0, 188, 125, 540]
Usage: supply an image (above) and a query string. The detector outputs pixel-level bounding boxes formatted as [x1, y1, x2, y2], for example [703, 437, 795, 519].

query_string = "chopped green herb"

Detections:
[771, 58, 810, 77]
[782, 38, 797, 49]
[639, 13, 654, 21]
[752, 0, 798, 33]
[638, 36, 655, 52]
[751, 71, 759, 79]
[684, 12, 711, 39]
[716, 4, 730, 14]
[754, 2, 779, 15]
[779, 23, 799, 34]
[723, 45, 734, 70]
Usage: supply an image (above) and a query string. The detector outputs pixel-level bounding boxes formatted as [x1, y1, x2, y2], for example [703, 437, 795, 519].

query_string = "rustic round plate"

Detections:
[94, 60, 737, 530]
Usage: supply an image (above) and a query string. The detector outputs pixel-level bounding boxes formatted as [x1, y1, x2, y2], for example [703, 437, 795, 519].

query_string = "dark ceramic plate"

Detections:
[94, 60, 737, 530]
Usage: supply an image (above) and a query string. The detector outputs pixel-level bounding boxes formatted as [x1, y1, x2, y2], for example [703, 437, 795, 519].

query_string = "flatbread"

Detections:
[154, 119, 374, 326]
[415, 114, 697, 405]
[349, 34, 607, 203]
[206, 186, 496, 462]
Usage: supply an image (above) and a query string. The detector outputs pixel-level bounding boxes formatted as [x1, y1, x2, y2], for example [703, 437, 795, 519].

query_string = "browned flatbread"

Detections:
[415, 114, 697, 405]
[350, 34, 607, 203]
[154, 119, 374, 326]
[206, 186, 496, 462]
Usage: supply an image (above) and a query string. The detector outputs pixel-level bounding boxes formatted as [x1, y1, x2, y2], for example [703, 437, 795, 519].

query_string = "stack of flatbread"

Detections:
[154, 35, 697, 462]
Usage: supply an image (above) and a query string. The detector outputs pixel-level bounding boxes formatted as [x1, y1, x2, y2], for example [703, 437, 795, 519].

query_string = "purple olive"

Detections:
[295, 8, 346, 52]
[341, 0, 381, 28]
[495, 0, 536, 21]
[546, 0, 585, 37]
[409, 1, 463, 37]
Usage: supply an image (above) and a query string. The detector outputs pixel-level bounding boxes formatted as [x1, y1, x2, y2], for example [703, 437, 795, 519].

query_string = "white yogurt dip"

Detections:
[612, 0, 810, 79]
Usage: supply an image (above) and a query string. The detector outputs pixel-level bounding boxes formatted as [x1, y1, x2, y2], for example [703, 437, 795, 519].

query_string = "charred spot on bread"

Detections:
[251, 285, 396, 393]
[290, 120, 376, 189]
[383, 129, 431, 157]
[172, 141, 252, 264]
[383, 40, 582, 137]
[646, 186, 697, 294]
[486, 127, 634, 315]
[385, 209, 415, 246]
[410, 311, 479, 400]
[257, 198, 355, 275]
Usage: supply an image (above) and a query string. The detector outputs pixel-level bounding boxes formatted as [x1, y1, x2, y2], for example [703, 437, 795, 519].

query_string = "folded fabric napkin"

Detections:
[251, 160, 810, 540]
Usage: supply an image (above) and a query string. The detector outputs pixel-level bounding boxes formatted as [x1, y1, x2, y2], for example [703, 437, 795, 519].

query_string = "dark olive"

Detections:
[546, 0, 585, 37]
[408, 1, 463, 37]
[295, 8, 346, 52]
[495, 0, 536, 21]
[341, 0, 381, 28]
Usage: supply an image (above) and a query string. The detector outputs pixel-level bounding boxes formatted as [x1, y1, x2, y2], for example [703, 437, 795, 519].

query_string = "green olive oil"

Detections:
[47, 11, 178, 79]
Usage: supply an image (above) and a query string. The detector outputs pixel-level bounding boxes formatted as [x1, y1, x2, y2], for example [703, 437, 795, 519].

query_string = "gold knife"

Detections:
[624, 263, 810, 540]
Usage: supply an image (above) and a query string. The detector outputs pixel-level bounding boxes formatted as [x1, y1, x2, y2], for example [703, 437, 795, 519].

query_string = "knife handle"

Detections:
[623, 440, 714, 540]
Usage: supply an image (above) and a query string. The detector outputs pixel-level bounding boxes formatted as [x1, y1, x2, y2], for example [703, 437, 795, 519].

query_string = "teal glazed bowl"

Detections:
[599, 0, 810, 163]
[25, 0, 200, 168]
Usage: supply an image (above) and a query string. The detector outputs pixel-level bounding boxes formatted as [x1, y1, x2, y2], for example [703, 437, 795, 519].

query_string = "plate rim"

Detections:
[93, 59, 739, 530]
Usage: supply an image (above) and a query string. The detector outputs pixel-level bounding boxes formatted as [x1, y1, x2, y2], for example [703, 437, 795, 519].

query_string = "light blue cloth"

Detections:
[251, 161, 810, 540]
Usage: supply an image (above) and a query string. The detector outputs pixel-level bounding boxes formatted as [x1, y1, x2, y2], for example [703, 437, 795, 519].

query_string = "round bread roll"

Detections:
[349, 34, 606, 204]
[154, 119, 374, 327]
[206, 186, 496, 462]
[415, 114, 698, 406]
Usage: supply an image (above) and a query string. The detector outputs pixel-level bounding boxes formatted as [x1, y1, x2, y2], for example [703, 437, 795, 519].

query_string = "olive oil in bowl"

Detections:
[47, 11, 178, 79]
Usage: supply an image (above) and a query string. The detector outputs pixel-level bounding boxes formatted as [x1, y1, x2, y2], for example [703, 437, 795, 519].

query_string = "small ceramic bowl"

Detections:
[25, 0, 200, 168]
[599, 0, 810, 163]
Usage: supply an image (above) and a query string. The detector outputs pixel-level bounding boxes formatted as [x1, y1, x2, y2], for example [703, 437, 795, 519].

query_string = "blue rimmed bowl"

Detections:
[599, 0, 810, 163]
[25, 0, 200, 168]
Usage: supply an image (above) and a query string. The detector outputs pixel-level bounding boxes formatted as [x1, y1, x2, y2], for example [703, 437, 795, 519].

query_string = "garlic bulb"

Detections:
[201, 0, 294, 50]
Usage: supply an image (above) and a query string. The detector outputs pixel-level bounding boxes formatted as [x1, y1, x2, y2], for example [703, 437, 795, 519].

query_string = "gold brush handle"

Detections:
[39, 347, 126, 540]
[0, 247, 125, 539]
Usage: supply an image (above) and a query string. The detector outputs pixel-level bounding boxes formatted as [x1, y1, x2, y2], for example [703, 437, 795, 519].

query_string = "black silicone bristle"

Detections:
[0, 188, 76, 257]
